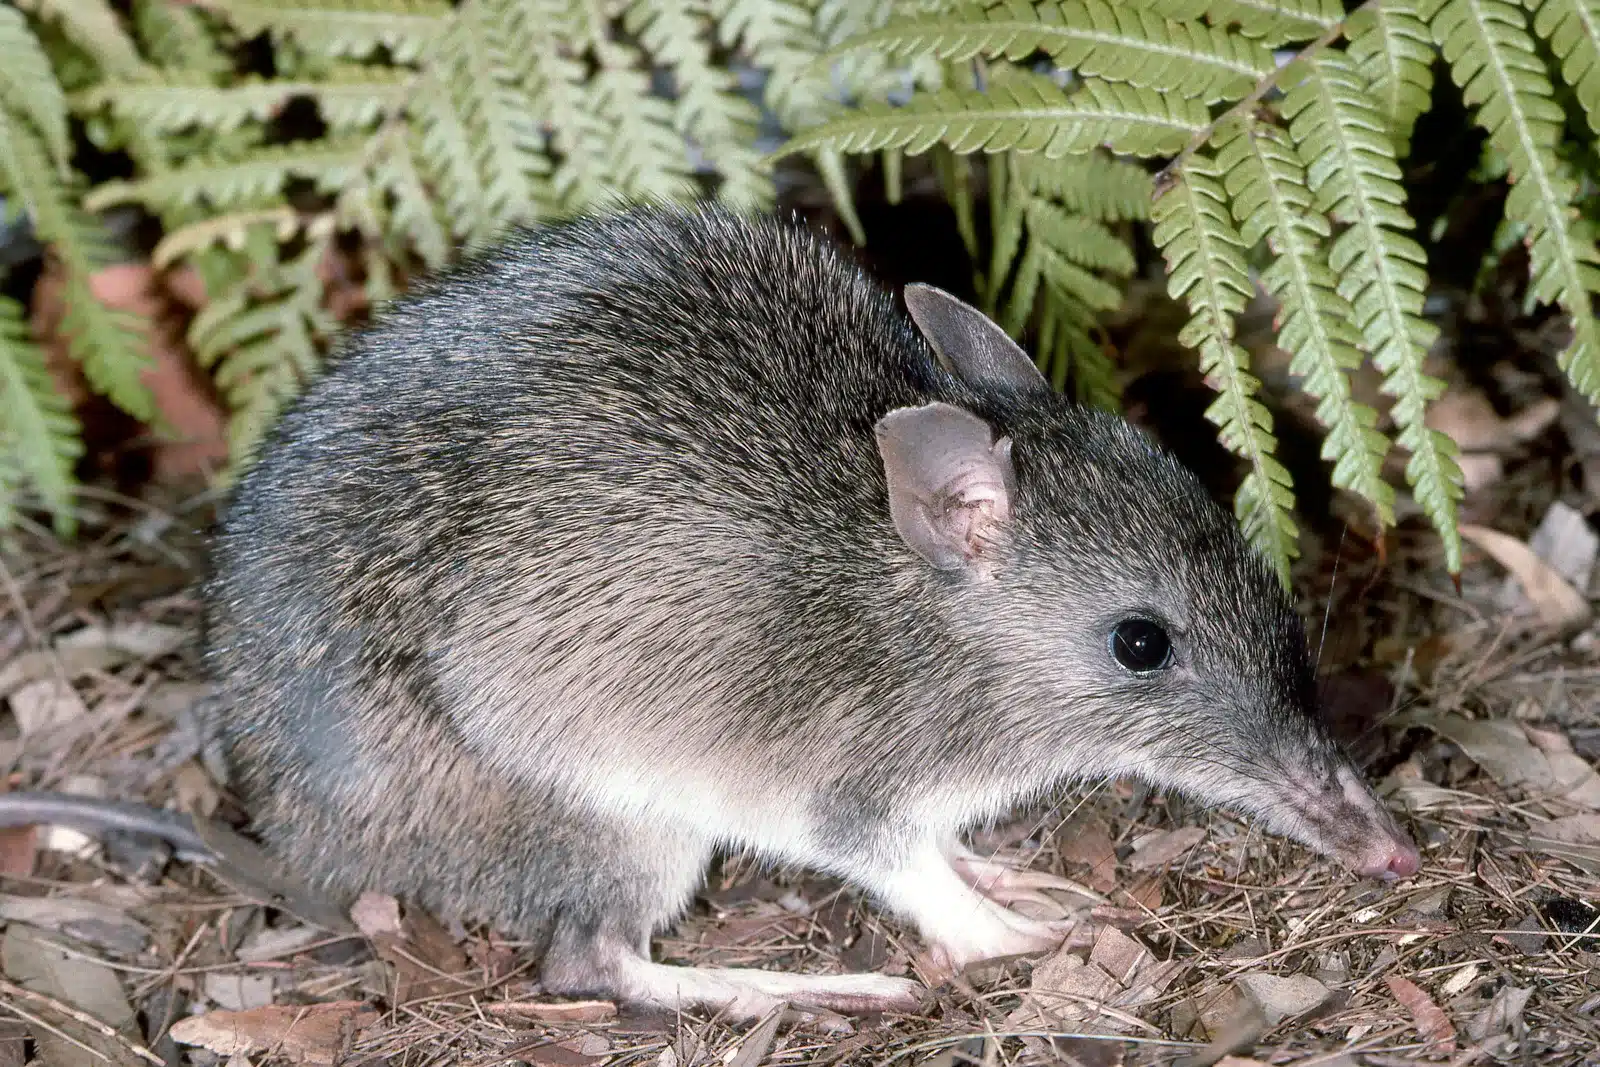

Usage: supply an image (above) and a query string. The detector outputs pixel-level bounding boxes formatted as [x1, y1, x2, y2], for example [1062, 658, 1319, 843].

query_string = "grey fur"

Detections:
[204, 205, 1416, 1016]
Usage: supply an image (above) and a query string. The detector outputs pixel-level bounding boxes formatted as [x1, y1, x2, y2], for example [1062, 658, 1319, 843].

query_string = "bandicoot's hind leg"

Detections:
[540, 915, 923, 1019]
[534, 820, 922, 1018]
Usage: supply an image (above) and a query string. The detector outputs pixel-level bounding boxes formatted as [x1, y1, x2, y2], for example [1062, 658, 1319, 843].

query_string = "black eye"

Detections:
[1109, 618, 1172, 673]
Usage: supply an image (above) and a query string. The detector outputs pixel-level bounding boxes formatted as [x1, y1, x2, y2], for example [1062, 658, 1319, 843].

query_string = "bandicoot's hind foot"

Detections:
[614, 958, 924, 1019]
[543, 934, 923, 1021]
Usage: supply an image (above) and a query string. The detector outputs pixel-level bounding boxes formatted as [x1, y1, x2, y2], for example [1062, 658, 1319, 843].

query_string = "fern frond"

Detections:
[437, 1, 555, 227]
[779, 71, 1208, 160]
[0, 111, 152, 419]
[19, 0, 146, 78]
[0, 295, 81, 535]
[1201, 0, 1340, 47]
[1153, 153, 1298, 586]
[0, 6, 71, 167]
[132, 0, 232, 80]
[498, 0, 615, 216]
[82, 69, 409, 134]
[842, 1, 1274, 103]
[373, 128, 452, 268]
[1214, 118, 1395, 526]
[1282, 52, 1462, 571]
[1024, 198, 1136, 276]
[151, 207, 302, 268]
[189, 239, 333, 471]
[1346, 0, 1435, 155]
[713, 0, 872, 240]
[625, 0, 771, 207]
[1529, 0, 1600, 135]
[588, 41, 700, 202]
[85, 139, 368, 215]
[1011, 151, 1154, 221]
[1437, 0, 1600, 406]
[206, 0, 452, 64]
[409, 70, 493, 243]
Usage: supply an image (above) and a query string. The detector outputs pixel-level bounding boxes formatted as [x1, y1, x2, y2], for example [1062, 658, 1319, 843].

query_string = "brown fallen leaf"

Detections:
[168, 1001, 376, 1065]
[1460, 524, 1591, 632]
[1385, 974, 1457, 1051]
[1466, 984, 1533, 1044]
[1394, 713, 1600, 808]
[2, 924, 151, 1067]
[351, 891, 473, 1001]
[1058, 817, 1119, 893]
[0, 1020, 25, 1067]
[0, 826, 36, 878]
[7, 680, 88, 736]
[1126, 827, 1205, 871]
[1233, 973, 1329, 1026]
[726, 1006, 783, 1067]
[1497, 502, 1597, 612]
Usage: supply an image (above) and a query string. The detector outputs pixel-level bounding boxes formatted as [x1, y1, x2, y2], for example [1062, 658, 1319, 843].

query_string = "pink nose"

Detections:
[1357, 842, 1420, 881]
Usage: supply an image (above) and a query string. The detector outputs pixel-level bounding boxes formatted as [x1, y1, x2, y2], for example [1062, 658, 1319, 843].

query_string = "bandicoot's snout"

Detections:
[1296, 764, 1421, 881]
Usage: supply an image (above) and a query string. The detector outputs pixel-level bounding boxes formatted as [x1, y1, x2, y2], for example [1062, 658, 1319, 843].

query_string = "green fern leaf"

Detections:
[497, 0, 615, 215]
[625, 0, 771, 207]
[1024, 198, 1136, 276]
[207, 0, 452, 64]
[1436, 0, 1600, 406]
[190, 239, 331, 471]
[1153, 153, 1298, 586]
[1201, 0, 1340, 47]
[841, 0, 1274, 103]
[20, 0, 146, 78]
[85, 139, 368, 215]
[132, 0, 232, 80]
[713, 0, 873, 240]
[589, 43, 699, 202]
[0, 111, 152, 419]
[409, 70, 493, 243]
[374, 129, 452, 268]
[1214, 118, 1395, 526]
[1010, 151, 1154, 221]
[438, 1, 556, 228]
[1282, 52, 1462, 572]
[0, 6, 71, 167]
[0, 295, 81, 534]
[1530, 0, 1600, 136]
[81, 69, 409, 135]
[1346, 0, 1435, 155]
[779, 71, 1208, 160]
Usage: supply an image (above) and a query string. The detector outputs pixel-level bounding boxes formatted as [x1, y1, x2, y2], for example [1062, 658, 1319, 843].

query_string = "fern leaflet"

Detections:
[0, 5, 71, 167]
[780, 71, 1209, 160]
[20, 0, 147, 78]
[0, 112, 152, 420]
[1154, 153, 1298, 585]
[1529, 0, 1600, 136]
[1437, 0, 1600, 406]
[205, 0, 452, 64]
[1282, 52, 1462, 572]
[1214, 118, 1395, 526]
[1346, 0, 1435, 155]
[625, 0, 771, 206]
[0, 295, 82, 535]
[1201, 0, 1339, 47]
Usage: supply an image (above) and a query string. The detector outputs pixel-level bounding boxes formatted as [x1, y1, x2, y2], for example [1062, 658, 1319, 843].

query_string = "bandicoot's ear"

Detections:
[875, 401, 1016, 577]
[903, 283, 1049, 395]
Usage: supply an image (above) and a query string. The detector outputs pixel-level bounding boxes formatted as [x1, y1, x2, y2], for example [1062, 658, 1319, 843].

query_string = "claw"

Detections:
[950, 848, 1103, 911]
